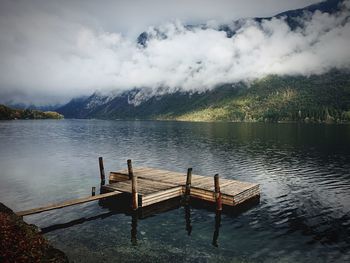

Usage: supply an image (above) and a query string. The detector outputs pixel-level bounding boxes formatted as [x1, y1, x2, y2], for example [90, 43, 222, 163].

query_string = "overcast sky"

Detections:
[1, 0, 349, 105]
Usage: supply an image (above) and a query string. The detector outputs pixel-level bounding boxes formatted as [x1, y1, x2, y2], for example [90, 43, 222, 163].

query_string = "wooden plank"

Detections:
[142, 190, 182, 206]
[142, 187, 183, 203]
[135, 171, 183, 183]
[110, 170, 172, 183]
[221, 182, 258, 196]
[16, 191, 122, 217]
[143, 186, 182, 200]
[190, 188, 234, 205]
[113, 168, 187, 185]
[103, 178, 177, 195]
[107, 167, 260, 208]
[143, 191, 182, 205]
[109, 173, 129, 183]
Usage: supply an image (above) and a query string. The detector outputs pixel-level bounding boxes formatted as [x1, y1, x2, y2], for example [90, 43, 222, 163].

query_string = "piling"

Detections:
[91, 187, 96, 196]
[214, 174, 222, 211]
[131, 211, 138, 245]
[127, 159, 133, 179]
[98, 157, 105, 185]
[184, 205, 192, 236]
[212, 210, 222, 247]
[184, 168, 192, 203]
[128, 160, 138, 210]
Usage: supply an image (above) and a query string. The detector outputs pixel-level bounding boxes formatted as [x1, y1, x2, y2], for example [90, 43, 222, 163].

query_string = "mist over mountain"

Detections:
[55, 0, 350, 122]
[57, 70, 350, 123]
[0, 0, 349, 106]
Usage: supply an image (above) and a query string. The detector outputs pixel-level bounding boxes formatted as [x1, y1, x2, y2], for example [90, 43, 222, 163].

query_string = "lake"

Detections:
[0, 120, 349, 262]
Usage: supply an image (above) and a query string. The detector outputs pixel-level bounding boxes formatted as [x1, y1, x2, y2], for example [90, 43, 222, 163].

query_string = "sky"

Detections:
[0, 0, 349, 105]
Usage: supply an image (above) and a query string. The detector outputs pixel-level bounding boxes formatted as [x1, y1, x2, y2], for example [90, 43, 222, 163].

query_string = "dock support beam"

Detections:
[184, 168, 192, 204]
[128, 159, 138, 210]
[131, 211, 138, 245]
[127, 159, 133, 179]
[184, 205, 192, 236]
[99, 157, 105, 185]
[212, 210, 222, 247]
[91, 187, 96, 196]
[214, 174, 222, 211]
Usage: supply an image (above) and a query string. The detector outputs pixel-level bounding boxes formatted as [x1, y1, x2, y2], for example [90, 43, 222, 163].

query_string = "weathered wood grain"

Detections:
[103, 167, 260, 208]
[16, 191, 122, 216]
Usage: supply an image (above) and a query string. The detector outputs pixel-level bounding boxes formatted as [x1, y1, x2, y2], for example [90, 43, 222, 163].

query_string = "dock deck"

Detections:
[102, 167, 260, 207]
[16, 160, 260, 217]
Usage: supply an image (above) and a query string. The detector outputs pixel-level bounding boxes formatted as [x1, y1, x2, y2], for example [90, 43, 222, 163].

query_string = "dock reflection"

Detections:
[212, 210, 222, 247]
[131, 211, 138, 246]
[40, 194, 259, 246]
[184, 205, 192, 236]
[40, 211, 116, 234]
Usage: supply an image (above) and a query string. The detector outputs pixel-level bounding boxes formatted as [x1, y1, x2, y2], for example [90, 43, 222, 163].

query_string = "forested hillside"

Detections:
[0, 105, 63, 120]
[57, 71, 350, 123]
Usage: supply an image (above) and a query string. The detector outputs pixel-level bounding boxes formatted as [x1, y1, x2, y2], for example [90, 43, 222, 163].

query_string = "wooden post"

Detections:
[212, 210, 222, 247]
[214, 174, 222, 211]
[98, 157, 105, 185]
[91, 187, 96, 196]
[131, 175, 138, 210]
[184, 205, 192, 236]
[131, 211, 138, 245]
[129, 160, 138, 210]
[184, 168, 192, 203]
[127, 159, 133, 179]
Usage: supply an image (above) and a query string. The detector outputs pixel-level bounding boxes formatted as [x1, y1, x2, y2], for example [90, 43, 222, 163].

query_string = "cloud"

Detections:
[0, 0, 349, 105]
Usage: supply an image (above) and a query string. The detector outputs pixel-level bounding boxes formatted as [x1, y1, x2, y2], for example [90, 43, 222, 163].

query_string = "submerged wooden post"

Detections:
[212, 210, 222, 247]
[98, 157, 105, 185]
[184, 168, 192, 203]
[131, 211, 138, 246]
[128, 159, 138, 210]
[127, 159, 133, 179]
[184, 205, 192, 236]
[91, 187, 96, 196]
[214, 174, 222, 211]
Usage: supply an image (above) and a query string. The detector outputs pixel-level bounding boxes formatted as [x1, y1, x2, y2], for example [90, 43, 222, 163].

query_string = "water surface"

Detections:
[0, 120, 349, 262]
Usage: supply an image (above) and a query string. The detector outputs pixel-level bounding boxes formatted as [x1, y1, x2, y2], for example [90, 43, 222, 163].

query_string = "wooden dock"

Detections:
[16, 158, 260, 217]
[102, 166, 260, 208]
[13, 158, 260, 249]
[17, 191, 122, 217]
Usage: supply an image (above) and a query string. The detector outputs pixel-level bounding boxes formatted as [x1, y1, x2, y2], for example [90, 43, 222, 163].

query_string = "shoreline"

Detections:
[29, 117, 350, 125]
[0, 203, 68, 262]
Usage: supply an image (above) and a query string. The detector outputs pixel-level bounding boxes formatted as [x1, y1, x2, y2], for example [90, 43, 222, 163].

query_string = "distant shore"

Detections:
[53, 117, 350, 125]
[0, 104, 63, 120]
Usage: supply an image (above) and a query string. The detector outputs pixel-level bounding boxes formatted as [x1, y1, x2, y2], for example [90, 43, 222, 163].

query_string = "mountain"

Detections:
[137, 0, 344, 45]
[57, 71, 350, 123]
[57, 0, 350, 123]
[0, 105, 63, 120]
[272, 0, 343, 29]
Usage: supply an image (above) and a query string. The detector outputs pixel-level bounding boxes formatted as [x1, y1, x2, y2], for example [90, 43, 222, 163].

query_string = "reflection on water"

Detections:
[39, 195, 236, 250]
[131, 211, 138, 246]
[212, 211, 222, 248]
[184, 205, 192, 236]
[41, 211, 115, 234]
[1, 120, 350, 262]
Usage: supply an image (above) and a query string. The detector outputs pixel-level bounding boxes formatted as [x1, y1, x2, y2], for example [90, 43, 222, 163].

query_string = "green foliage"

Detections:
[0, 105, 64, 120]
[171, 71, 350, 123]
[56, 70, 350, 123]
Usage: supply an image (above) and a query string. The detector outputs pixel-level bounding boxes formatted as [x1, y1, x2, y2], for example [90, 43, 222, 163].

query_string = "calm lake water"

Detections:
[0, 120, 350, 262]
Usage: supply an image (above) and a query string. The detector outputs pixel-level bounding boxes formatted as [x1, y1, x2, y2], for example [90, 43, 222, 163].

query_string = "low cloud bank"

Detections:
[0, 0, 349, 105]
